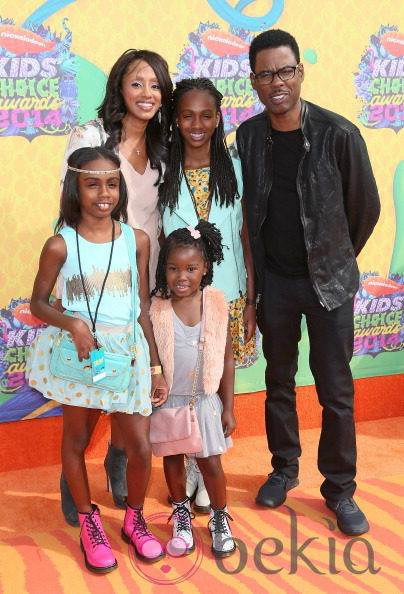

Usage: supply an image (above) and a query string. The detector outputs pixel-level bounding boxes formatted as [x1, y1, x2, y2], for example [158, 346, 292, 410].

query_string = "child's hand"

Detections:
[221, 409, 236, 437]
[151, 373, 169, 407]
[71, 319, 96, 361]
[52, 299, 65, 313]
[243, 304, 256, 342]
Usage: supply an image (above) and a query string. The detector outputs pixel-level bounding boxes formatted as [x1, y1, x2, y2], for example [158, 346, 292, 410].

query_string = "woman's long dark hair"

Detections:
[55, 147, 128, 233]
[98, 49, 173, 183]
[151, 220, 224, 299]
[158, 77, 239, 212]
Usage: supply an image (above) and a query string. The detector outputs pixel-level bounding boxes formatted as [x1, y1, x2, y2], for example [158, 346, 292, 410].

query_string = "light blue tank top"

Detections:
[59, 224, 134, 326]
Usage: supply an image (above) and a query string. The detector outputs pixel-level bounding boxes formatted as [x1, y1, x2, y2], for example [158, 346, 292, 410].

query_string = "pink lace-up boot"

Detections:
[121, 504, 165, 562]
[78, 504, 117, 574]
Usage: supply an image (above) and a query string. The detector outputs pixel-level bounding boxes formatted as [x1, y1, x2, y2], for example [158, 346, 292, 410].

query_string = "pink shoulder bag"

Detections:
[149, 293, 206, 457]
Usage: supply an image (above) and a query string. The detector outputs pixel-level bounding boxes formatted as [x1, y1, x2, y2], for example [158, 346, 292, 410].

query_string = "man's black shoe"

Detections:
[255, 470, 299, 508]
[326, 498, 369, 536]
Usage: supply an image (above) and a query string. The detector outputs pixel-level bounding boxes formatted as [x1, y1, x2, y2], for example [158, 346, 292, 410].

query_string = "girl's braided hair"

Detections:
[152, 220, 224, 298]
[158, 77, 239, 212]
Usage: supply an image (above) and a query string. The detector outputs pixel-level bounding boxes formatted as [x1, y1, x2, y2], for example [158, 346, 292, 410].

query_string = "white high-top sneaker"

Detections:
[194, 469, 211, 513]
[168, 498, 195, 555]
[185, 457, 198, 502]
[208, 506, 236, 558]
[186, 457, 210, 514]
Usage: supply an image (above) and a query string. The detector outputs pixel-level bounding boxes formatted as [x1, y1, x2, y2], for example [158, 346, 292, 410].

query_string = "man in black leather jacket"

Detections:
[236, 29, 380, 536]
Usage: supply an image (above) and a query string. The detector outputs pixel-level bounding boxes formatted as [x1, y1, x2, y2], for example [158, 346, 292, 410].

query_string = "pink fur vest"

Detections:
[149, 286, 229, 395]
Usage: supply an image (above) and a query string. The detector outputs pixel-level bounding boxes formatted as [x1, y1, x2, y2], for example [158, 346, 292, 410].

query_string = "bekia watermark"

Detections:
[216, 507, 381, 576]
[129, 507, 380, 585]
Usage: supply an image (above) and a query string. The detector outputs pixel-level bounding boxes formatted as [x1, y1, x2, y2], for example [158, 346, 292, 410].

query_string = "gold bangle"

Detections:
[150, 365, 162, 375]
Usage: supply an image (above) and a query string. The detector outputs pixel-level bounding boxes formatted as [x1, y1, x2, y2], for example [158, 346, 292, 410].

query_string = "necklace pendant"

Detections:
[135, 149, 141, 156]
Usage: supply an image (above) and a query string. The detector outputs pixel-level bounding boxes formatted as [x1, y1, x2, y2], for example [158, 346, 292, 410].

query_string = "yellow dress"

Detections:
[185, 167, 256, 365]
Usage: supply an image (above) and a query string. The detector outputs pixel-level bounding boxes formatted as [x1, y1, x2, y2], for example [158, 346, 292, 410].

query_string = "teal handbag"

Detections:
[50, 331, 132, 392]
[49, 223, 138, 393]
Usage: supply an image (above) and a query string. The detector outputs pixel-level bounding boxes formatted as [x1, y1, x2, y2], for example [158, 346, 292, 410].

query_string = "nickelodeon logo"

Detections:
[201, 29, 248, 56]
[380, 31, 404, 57]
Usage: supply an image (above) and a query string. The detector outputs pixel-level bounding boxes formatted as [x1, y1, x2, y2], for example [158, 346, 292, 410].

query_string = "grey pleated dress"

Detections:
[157, 312, 232, 458]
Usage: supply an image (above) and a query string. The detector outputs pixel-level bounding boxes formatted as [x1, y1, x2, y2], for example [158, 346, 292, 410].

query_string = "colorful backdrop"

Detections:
[0, 0, 403, 422]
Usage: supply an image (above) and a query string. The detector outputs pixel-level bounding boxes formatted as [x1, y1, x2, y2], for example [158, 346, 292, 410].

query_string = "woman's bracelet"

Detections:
[246, 298, 256, 306]
[150, 365, 162, 375]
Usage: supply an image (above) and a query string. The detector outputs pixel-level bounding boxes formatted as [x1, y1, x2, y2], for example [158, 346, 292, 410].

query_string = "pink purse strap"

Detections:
[189, 289, 207, 409]
[198, 288, 207, 351]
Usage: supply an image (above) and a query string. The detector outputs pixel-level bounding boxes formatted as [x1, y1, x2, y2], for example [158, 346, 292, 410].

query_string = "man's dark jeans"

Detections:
[257, 270, 357, 500]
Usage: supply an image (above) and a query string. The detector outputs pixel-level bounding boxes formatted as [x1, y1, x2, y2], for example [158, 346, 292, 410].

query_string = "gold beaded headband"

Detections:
[67, 165, 120, 174]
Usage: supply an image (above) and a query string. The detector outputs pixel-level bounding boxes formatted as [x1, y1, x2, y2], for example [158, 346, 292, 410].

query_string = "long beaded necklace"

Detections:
[75, 219, 115, 348]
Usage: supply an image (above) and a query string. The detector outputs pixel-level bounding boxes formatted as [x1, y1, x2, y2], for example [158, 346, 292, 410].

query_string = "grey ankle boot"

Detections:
[104, 441, 127, 509]
[60, 472, 79, 527]
[208, 506, 236, 558]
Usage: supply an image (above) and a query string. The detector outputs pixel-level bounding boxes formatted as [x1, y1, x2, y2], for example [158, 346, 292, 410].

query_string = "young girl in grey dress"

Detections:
[150, 221, 237, 558]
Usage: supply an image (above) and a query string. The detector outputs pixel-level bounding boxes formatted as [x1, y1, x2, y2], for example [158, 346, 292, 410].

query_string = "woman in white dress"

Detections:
[61, 49, 172, 284]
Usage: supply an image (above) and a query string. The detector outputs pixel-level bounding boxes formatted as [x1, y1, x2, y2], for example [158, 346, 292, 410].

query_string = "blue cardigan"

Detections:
[162, 158, 246, 302]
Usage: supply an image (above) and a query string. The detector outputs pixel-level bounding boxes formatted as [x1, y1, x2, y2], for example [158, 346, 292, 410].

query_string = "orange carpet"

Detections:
[0, 417, 403, 593]
[2, 374, 404, 473]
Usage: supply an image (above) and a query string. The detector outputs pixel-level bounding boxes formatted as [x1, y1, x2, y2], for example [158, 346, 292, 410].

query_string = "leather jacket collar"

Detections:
[265, 99, 310, 152]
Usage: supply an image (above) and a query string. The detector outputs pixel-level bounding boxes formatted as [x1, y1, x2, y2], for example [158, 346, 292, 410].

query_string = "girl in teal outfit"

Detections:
[27, 147, 168, 574]
[158, 78, 257, 512]
[159, 77, 256, 363]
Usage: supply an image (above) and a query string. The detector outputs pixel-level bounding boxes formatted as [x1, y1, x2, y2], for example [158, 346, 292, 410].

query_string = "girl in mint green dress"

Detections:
[26, 147, 168, 574]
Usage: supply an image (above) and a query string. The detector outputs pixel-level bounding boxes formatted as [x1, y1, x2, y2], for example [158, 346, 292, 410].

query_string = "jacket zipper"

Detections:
[257, 136, 273, 249]
[255, 135, 273, 303]
[296, 139, 328, 309]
